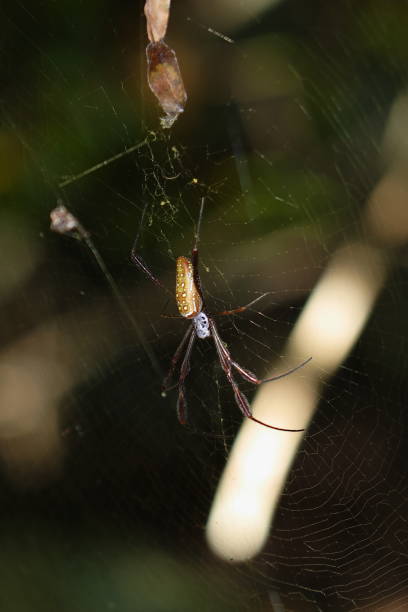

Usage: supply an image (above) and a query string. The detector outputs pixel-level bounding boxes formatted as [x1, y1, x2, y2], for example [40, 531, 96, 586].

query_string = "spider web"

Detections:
[1, 1, 408, 610]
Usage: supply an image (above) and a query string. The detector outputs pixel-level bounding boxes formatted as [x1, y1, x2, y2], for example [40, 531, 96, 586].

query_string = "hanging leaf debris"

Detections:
[144, 0, 187, 128]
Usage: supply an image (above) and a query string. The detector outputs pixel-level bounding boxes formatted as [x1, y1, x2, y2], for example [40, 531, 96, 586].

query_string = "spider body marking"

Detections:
[131, 198, 311, 431]
[192, 312, 210, 339]
[176, 256, 203, 318]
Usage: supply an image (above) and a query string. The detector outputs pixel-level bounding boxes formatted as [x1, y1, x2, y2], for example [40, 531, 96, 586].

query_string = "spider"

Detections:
[131, 199, 311, 431]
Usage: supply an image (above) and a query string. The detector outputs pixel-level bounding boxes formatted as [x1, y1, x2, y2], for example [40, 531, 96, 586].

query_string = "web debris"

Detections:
[50, 203, 162, 378]
[144, 0, 187, 128]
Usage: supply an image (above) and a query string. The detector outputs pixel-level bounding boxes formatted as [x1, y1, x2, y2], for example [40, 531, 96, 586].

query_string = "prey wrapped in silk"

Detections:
[144, 0, 186, 128]
[146, 40, 187, 128]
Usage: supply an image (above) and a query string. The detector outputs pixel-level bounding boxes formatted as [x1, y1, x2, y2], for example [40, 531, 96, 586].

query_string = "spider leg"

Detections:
[162, 325, 194, 392]
[192, 197, 205, 253]
[260, 356, 312, 383]
[209, 319, 305, 432]
[213, 292, 271, 317]
[208, 316, 311, 385]
[191, 197, 205, 302]
[130, 200, 168, 291]
[130, 249, 171, 294]
[231, 356, 312, 385]
[175, 328, 196, 425]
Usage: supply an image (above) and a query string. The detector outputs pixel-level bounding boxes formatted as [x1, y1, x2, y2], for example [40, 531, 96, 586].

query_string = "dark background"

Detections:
[1, 1, 408, 610]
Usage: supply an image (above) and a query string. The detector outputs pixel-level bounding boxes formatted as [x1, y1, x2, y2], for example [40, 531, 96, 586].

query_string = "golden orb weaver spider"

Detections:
[131, 199, 311, 431]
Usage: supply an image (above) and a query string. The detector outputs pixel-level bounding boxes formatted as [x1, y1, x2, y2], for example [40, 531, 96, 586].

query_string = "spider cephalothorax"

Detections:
[131, 199, 311, 430]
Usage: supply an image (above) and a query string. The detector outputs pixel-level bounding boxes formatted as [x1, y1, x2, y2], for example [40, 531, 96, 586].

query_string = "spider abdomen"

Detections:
[176, 256, 203, 318]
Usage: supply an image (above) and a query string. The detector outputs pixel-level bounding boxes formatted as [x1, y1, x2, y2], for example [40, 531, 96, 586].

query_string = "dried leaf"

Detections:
[146, 40, 187, 128]
[144, 0, 171, 43]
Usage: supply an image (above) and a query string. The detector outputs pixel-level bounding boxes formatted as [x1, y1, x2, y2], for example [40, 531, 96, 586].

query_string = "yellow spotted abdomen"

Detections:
[176, 256, 202, 318]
